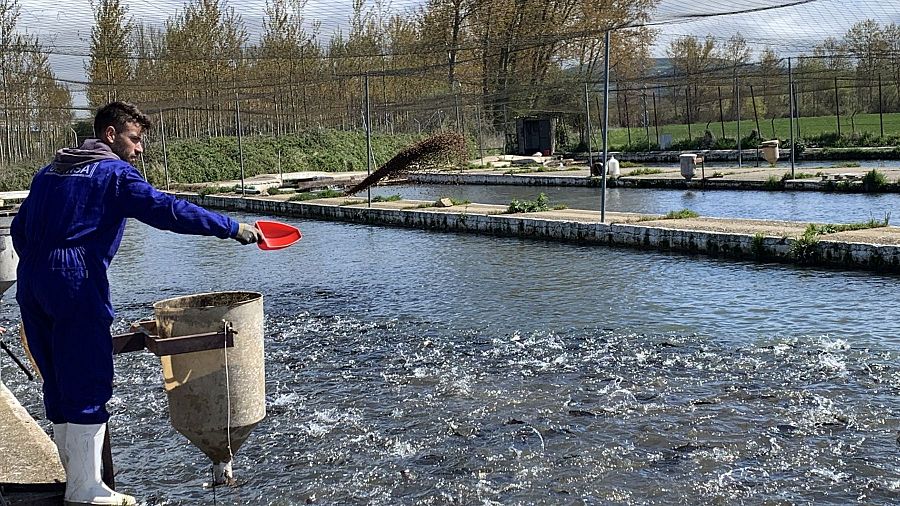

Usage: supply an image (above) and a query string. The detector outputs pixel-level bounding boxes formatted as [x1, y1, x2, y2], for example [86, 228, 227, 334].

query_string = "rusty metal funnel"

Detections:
[153, 292, 266, 484]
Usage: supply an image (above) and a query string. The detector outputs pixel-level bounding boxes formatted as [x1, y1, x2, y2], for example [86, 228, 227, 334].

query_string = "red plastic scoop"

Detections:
[255, 220, 302, 250]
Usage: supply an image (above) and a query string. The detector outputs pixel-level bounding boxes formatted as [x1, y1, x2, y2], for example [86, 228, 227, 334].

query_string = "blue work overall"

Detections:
[11, 147, 237, 424]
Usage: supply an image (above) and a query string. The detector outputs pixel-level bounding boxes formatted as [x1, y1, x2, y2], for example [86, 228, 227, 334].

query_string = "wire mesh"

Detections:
[0, 0, 898, 184]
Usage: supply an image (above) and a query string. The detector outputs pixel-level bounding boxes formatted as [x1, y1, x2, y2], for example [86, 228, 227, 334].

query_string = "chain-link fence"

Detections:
[1, 0, 899, 188]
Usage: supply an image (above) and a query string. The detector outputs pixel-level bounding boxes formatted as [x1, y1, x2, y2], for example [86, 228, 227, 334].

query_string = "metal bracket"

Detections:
[113, 320, 235, 357]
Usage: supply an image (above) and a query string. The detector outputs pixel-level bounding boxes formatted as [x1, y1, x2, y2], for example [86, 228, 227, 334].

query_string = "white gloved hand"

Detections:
[233, 223, 263, 245]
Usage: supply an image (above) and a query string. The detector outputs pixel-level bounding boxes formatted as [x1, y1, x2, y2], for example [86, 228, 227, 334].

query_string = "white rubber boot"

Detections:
[63, 423, 136, 506]
[53, 423, 68, 473]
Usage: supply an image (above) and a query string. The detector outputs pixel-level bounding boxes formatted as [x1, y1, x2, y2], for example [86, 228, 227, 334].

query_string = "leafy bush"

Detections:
[371, 194, 402, 202]
[290, 189, 344, 201]
[751, 232, 766, 258]
[0, 163, 38, 191]
[790, 226, 819, 261]
[197, 185, 226, 196]
[667, 137, 704, 151]
[662, 209, 700, 219]
[792, 215, 890, 261]
[507, 193, 551, 213]
[764, 175, 784, 190]
[782, 138, 806, 154]
[862, 169, 888, 192]
[637, 208, 700, 222]
[806, 215, 890, 235]
[803, 131, 900, 148]
[626, 168, 665, 176]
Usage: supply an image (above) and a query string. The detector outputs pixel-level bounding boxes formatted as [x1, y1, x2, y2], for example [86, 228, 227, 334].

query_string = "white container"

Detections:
[760, 140, 780, 165]
[0, 210, 18, 297]
[607, 156, 620, 177]
[680, 154, 697, 180]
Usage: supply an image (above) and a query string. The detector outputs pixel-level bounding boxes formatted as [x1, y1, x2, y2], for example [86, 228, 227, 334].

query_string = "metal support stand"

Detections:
[113, 320, 235, 357]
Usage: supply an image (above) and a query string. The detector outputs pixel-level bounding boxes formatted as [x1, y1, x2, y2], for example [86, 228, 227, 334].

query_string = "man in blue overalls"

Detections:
[11, 102, 262, 505]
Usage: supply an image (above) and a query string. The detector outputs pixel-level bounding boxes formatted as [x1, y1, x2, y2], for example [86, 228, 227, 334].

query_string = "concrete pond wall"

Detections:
[183, 194, 900, 274]
[409, 172, 900, 193]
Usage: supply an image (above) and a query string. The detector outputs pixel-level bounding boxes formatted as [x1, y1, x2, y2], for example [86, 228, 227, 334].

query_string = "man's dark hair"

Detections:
[93, 101, 152, 138]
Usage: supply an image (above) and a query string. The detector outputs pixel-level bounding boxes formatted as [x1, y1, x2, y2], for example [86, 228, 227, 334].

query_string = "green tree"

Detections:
[667, 35, 717, 125]
[844, 20, 887, 112]
[0, 0, 72, 164]
[87, 0, 132, 108]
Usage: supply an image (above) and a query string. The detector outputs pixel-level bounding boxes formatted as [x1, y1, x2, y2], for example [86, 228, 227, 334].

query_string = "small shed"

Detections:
[515, 117, 555, 156]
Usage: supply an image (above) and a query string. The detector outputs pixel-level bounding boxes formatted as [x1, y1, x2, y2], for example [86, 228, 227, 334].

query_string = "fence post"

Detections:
[601, 30, 610, 223]
[278, 150, 283, 186]
[364, 72, 373, 207]
[794, 76, 801, 139]
[623, 90, 631, 145]
[584, 83, 594, 170]
[736, 72, 742, 168]
[159, 111, 171, 192]
[652, 92, 660, 147]
[454, 82, 461, 132]
[475, 105, 485, 162]
[879, 73, 884, 138]
[750, 84, 761, 139]
[234, 94, 246, 197]
[789, 58, 796, 178]
[717, 86, 725, 138]
[685, 87, 692, 141]
[834, 76, 841, 137]
[139, 152, 147, 180]
[642, 90, 650, 150]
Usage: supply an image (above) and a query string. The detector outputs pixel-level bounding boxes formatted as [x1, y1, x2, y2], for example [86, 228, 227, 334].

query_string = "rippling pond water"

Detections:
[371, 185, 900, 225]
[1, 213, 899, 505]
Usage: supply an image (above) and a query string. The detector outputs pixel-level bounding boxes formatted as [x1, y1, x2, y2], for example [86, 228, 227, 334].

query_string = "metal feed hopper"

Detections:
[153, 291, 266, 484]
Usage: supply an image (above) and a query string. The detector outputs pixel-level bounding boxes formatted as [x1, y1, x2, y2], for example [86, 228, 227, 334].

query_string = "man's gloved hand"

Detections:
[234, 223, 263, 245]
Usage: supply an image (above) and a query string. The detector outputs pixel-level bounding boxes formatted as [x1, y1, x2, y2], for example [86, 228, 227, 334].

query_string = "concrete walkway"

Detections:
[191, 170, 369, 193]
[0, 191, 29, 203]
[182, 193, 900, 273]
[0, 381, 65, 504]
[409, 163, 900, 192]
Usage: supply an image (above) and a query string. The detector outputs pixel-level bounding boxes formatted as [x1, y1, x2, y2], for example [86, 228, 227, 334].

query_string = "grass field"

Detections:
[603, 112, 900, 149]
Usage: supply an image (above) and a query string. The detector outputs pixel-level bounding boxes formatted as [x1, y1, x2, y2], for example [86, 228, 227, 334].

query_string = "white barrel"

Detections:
[153, 291, 266, 484]
[680, 154, 697, 180]
[607, 156, 620, 177]
[760, 140, 780, 165]
[0, 210, 18, 296]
